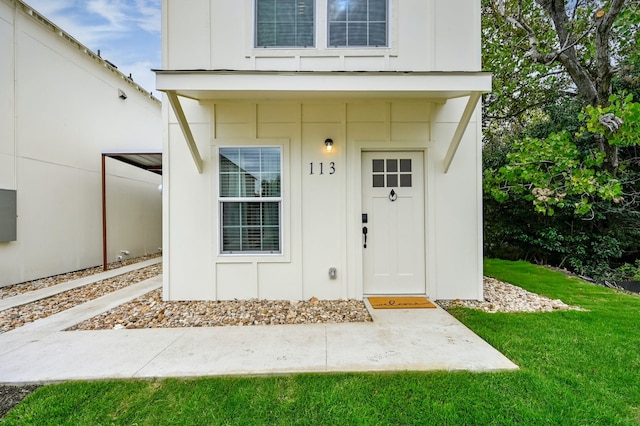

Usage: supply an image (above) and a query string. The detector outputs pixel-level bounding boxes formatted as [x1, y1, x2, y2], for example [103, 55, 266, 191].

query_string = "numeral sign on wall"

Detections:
[309, 162, 336, 175]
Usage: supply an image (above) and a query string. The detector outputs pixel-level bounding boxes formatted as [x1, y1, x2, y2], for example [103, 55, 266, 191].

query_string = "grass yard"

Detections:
[2, 259, 640, 425]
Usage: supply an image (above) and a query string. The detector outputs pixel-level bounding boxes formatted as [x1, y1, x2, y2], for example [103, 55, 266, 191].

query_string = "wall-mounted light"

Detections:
[118, 89, 127, 100]
[324, 138, 334, 152]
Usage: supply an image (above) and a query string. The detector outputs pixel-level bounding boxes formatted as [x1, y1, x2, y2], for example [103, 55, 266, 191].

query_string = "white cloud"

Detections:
[24, 0, 161, 93]
[24, 0, 74, 17]
[86, 0, 129, 30]
[135, 0, 161, 33]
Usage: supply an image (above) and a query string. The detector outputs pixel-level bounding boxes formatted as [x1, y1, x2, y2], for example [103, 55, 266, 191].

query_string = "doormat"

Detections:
[368, 296, 437, 309]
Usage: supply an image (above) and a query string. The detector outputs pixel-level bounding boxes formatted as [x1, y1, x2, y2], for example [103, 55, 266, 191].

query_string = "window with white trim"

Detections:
[256, 0, 315, 47]
[328, 0, 388, 47]
[219, 147, 282, 254]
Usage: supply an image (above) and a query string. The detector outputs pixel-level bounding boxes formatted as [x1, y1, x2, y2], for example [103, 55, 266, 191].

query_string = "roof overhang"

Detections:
[154, 70, 492, 101]
[154, 70, 492, 174]
[102, 152, 163, 175]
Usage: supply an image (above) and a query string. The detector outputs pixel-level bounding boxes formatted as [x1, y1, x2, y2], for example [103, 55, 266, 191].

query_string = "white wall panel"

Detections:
[209, 0, 246, 70]
[301, 118, 345, 300]
[165, 98, 482, 302]
[0, 10, 14, 161]
[0, 154, 15, 190]
[431, 100, 482, 300]
[165, 0, 480, 72]
[165, 0, 211, 69]
[257, 263, 302, 300]
[434, 0, 481, 71]
[216, 263, 256, 300]
[165, 123, 212, 300]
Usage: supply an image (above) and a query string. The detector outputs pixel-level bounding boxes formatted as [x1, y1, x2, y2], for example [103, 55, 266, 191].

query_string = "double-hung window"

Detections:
[219, 147, 282, 254]
[256, 0, 315, 47]
[328, 0, 388, 47]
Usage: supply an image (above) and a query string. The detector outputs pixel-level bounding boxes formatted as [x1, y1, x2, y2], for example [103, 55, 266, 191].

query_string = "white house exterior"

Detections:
[0, 0, 162, 286]
[157, 0, 490, 301]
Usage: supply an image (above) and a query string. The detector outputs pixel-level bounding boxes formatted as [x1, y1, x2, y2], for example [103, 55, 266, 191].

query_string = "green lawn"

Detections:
[3, 259, 640, 425]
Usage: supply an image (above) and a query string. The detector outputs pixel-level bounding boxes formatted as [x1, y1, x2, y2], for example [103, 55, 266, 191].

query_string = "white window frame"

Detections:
[218, 145, 284, 256]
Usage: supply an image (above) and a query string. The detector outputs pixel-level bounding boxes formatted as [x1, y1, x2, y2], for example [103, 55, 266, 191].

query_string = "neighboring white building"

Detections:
[0, 0, 162, 286]
[157, 0, 490, 301]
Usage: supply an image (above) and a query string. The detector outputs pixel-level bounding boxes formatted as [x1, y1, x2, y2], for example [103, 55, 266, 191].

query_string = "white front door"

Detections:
[362, 151, 426, 295]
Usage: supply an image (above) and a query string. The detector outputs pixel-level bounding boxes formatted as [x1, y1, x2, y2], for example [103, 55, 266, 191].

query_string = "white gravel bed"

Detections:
[68, 291, 373, 330]
[0, 264, 162, 334]
[0, 254, 161, 300]
[437, 276, 584, 313]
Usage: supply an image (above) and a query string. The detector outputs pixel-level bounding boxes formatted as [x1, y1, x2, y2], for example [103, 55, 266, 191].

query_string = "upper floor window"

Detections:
[256, 0, 315, 48]
[328, 0, 387, 47]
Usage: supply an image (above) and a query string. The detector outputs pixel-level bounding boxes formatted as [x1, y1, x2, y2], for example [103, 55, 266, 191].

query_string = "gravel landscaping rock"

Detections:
[0, 254, 161, 300]
[437, 276, 584, 313]
[69, 290, 372, 330]
[0, 264, 162, 334]
[1, 257, 582, 335]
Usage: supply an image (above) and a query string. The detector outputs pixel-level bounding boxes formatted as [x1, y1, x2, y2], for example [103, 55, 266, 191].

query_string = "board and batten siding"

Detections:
[163, 0, 481, 73]
[163, 97, 482, 301]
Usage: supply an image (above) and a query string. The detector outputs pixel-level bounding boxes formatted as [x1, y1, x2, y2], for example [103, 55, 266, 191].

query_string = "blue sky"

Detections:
[26, 0, 161, 94]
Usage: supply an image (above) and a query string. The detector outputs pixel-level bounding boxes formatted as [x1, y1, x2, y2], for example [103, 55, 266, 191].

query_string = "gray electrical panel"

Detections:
[0, 189, 17, 242]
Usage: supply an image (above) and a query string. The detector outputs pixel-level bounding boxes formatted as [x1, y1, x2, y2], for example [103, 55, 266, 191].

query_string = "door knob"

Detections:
[362, 226, 368, 248]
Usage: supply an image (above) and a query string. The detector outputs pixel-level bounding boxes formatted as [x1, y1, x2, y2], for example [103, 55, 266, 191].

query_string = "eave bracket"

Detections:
[443, 92, 482, 173]
[165, 91, 203, 174]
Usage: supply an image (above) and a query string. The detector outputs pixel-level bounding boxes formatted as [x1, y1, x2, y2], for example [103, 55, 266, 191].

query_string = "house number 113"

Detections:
[309, 162, 336, 175]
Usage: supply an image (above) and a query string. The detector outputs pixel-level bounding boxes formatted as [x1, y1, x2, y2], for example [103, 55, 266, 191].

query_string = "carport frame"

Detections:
[101, 152, 162, 271]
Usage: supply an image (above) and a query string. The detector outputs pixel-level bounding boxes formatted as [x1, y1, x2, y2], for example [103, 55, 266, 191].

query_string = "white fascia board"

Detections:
[155, 71, 492, 100]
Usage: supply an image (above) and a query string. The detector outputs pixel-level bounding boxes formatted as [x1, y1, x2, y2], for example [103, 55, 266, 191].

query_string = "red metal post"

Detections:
[101, 154, 107, 271]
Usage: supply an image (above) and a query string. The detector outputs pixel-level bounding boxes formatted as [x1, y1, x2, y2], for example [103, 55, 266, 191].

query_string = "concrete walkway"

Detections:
[0, 266, 518, 384]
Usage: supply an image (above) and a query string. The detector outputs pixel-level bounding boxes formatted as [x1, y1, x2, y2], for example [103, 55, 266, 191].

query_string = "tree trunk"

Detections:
[533, 0, 626, 175]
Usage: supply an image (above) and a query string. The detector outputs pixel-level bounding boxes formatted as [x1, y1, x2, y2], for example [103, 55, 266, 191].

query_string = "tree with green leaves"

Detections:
[482, 0, 640, 278]
[484, 0, 639, 172]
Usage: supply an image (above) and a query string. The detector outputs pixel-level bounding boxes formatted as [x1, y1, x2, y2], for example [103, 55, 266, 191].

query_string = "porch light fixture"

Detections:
[324, 138, 334, 152]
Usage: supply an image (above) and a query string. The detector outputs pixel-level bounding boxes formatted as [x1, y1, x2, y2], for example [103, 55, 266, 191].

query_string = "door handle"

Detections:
[362, 226, 368, 248]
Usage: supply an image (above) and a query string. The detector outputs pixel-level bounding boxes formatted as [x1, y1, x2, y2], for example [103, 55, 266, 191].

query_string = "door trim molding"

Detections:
[347, 140, 434, 300]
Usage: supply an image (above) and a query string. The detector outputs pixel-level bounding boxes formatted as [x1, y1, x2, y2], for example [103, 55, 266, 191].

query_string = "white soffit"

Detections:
[155, 71, 492, 100]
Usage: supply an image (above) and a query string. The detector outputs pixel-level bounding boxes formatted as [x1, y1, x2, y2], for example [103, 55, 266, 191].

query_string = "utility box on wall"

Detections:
[0, 189, 17, 242]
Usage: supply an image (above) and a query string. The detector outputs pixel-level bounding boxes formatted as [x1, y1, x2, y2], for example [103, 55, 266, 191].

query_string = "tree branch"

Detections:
[533, 0, 599, 105]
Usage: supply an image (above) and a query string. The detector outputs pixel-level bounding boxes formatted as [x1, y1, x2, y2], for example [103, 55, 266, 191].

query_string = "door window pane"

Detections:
[372, 157, 412, 188]
[400, 174, 412, 187]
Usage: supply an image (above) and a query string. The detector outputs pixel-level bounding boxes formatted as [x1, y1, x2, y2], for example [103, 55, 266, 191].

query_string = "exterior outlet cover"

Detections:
[329, 267, 337, 280]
